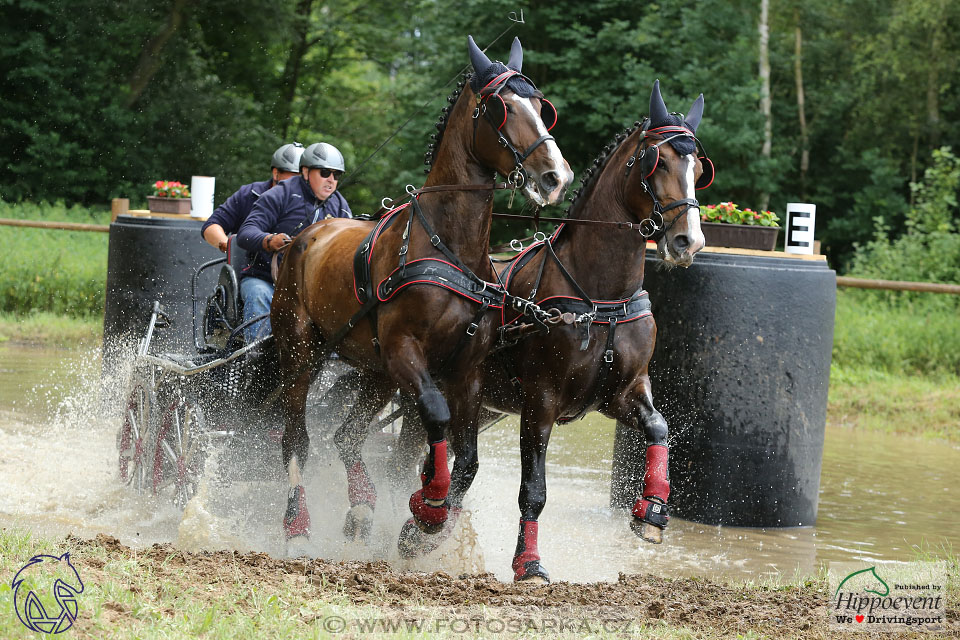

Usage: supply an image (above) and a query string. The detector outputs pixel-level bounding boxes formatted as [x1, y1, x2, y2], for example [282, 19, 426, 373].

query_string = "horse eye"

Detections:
[505, 103, 514, 113]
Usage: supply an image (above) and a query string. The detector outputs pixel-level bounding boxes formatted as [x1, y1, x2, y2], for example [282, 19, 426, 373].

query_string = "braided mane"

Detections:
[423, 75, 470, 171]
[565, 120, 645, 216]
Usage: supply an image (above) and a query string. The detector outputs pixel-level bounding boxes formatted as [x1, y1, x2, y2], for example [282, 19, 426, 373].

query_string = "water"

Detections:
[1, 342, 957, 583]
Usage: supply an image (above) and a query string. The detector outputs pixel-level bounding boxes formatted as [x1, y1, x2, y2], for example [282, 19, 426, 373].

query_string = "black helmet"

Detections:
[300, 142, 345, 172]
[271, 142, 304, 173]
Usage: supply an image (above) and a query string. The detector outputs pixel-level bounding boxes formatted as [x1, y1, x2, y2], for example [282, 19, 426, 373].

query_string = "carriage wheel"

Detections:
[152, 391, 207, 508]
[117, 377, 154, 494]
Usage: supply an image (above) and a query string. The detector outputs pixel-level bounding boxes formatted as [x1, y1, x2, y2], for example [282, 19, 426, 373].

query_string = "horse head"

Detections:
[627, 80, 709, 267]
[465, 35, 573, 206]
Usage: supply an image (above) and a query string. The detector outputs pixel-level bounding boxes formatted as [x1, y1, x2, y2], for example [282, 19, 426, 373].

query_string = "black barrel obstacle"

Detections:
[611, 251, 836, 527]
[102, 215, 222, 376]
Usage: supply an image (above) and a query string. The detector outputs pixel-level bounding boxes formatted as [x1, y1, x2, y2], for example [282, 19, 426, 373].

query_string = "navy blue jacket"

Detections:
[200, 178, 274, 238]
[237, 175, 352, 283]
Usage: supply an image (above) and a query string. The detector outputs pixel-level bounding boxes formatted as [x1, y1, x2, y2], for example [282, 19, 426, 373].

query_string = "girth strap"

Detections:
[559, 316, 619, 424]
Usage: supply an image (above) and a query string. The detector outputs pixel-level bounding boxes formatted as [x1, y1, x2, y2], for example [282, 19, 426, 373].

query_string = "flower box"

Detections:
[147, 196, 192, 215]
[701, 222, 779, 251]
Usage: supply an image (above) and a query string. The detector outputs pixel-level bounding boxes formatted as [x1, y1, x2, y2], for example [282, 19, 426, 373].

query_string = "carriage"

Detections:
[114, 241, 403, 508]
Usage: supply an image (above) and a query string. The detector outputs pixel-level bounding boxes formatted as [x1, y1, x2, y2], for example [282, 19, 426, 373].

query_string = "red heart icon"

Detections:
[856, 615, 864, 623]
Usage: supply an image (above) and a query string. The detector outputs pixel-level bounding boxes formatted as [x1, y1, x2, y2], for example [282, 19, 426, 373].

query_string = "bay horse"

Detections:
[482, 80, 711, 582]
[270, 36, 573, 547]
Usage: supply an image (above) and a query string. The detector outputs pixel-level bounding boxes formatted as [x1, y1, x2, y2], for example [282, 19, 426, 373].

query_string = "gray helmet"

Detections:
[271, 142, 304, 173]
[300, 142, 345, 172]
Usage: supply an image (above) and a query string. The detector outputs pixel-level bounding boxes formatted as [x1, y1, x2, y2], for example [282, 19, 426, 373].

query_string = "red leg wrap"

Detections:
[420, 440, 450, 502]
[512, 520, 549, 582]
[284, 485, 311, 539]
[642, 444, 670, 502]
[346, 461, 377, 508]
[409, 488, 448, 527]
[632, 444, 670, 529]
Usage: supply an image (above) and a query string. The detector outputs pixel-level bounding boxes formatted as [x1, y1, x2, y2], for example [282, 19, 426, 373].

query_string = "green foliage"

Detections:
[847, 147, 960, 308]
[2, 0, 960, 272]
[0, 201, 108, 316]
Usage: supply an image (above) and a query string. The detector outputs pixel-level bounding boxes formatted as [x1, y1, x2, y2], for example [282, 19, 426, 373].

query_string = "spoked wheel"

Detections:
[152, 390, 207, 508]
[117, 375, 155, 494]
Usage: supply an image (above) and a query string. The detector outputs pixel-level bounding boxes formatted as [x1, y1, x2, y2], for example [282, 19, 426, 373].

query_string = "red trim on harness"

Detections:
[541, 98, 557, 131]
[646, 125, 695, 138]
[375, 258, 504, 309]
[352, 204, 409, 305]
[696, 156, 715, 190]
[501, 293, 652, 327]
[481, 70, 518, 94]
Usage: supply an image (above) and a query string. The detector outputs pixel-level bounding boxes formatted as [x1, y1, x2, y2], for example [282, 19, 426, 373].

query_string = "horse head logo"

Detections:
[835, 566, 890, 598]
[12, 553, 85, 634]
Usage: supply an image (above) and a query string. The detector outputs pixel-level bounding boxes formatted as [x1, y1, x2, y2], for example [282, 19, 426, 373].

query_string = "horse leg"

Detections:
[271, 298, 321, 543]
[626, 378, 670, 544]
[512, 405, 555, 583]
[383, 342, 453, 542]
[280, 365, 314, 542]
[333, 371, 396, 542]
[398, 373, 482, 558]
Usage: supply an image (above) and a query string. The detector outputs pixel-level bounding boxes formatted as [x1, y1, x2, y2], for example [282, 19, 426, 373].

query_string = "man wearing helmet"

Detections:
[236, 141, 352, 342]
[201, 142, 305, 252]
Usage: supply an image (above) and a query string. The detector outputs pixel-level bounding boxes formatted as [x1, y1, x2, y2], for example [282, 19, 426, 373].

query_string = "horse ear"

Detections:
[649, 80, 669, 125]
[507, 36, 523, 72]
[685, 94, 704, 133]
[468, 35, 493, 74]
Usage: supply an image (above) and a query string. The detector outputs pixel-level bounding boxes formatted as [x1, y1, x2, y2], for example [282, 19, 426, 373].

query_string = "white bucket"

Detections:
[785, 202, 816, 255]
[190, 176, 216, 219]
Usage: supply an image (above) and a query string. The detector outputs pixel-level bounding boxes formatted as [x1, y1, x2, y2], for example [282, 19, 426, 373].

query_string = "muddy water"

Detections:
[1, 343, 957, 584]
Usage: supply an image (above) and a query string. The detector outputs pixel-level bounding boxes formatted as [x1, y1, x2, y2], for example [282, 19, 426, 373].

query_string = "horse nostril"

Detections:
[540, 171, 560, 192]
[673, 235, 690, 253]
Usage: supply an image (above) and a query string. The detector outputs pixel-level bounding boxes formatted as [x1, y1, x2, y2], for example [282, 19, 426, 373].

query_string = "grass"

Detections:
[0, 200, 110, 317]
[0, 312, 103, 346]
[828, 365, 960, 442]
[0, 529, 720, 639]
[832, 289, 960, 377]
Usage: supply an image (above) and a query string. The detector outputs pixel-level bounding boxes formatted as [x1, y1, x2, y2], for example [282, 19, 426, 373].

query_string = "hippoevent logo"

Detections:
[11, 553, 85, 634]
[829, 561, 945, 632]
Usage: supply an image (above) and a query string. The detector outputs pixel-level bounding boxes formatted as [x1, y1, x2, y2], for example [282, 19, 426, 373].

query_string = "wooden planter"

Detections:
[701, 222, 779, 251]
[147, 196, 191, 215]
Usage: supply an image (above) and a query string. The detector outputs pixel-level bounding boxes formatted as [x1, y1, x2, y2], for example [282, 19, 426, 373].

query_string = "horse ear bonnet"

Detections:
[647, 81, 714, 187]
[467, 35, 536, 98]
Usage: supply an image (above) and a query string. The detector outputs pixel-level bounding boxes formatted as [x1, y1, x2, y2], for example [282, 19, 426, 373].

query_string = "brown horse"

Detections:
[270, 36, 573, 547]
[482, 80, 710, 582]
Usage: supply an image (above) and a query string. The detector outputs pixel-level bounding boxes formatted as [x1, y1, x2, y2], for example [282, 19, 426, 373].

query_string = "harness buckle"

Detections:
[371, 337, 380, 348]
[466, 323, 478, 337]
[398, 245, 408, 256]
[604, 349, 614, 364]
[626, 156, 636, 168]
[430, 234, 441, 247]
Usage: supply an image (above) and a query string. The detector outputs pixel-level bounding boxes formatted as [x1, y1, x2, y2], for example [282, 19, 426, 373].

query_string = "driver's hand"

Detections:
[264, 233, 292, 252]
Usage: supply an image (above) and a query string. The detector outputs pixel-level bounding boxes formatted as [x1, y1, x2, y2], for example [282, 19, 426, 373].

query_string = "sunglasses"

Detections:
[317, 168, 343, 180]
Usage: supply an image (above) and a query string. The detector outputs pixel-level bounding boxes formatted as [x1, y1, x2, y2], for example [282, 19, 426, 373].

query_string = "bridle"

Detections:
[473, 69, 558, 190]
[624, 121, 712, 240]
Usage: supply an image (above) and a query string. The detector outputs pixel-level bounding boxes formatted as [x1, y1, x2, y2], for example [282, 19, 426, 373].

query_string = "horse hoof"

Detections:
[397, 511, 459, 558]
[514, 564, 550, 584]
[630, 516, 664, 544]
[285, 535, 312, 559]
[343, 503, 374, 542]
